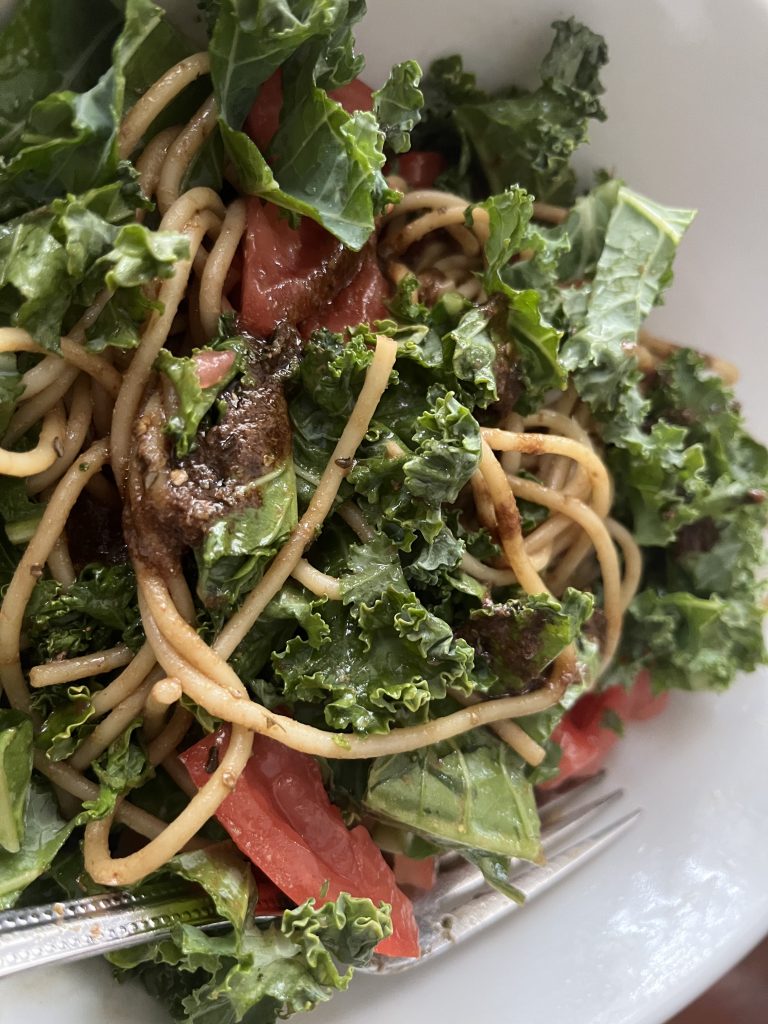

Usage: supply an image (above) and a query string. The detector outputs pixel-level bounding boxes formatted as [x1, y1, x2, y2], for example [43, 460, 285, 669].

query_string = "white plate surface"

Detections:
[3, 1, 768, 1022]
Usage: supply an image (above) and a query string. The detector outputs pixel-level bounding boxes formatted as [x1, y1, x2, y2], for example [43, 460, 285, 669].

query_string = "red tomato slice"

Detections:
[300, 242, 390, 335]
[396, 151, 446, 190]
[393, 854, 436, 893]
[328, 77, 374, 113]
[544, 672, 670, 788]
[241, 197, 389, 336]
[245, 70, 284, 152]
[545, 713, 619, 789]
[241, 198, 347, 335]
[621, 669, 670, 721]
[193, 349, 236, 389]
[180, 728, 419, 958]
[241, 74, 387, 336]
[246, 71, 373, 153]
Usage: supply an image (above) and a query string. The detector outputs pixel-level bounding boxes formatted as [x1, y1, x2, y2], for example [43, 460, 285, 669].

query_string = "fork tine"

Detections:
[361, 809, 641, 975]
[510, 810, 641, 897]
[394, 788, 626, 924]
[540, 787, 624, 842]
[536, 770, 607, 815]
[418, 787, 624, 917]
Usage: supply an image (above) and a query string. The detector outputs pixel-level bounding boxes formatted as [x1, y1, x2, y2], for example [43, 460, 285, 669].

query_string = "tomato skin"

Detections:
[180, 728, 419, 958]
[396, 151, 446, 190]
[621, 669, 669, 721]
[241, 198, 389, 337]
[393, 854, 436, 893]
[245, 70, 285, 152]
[328, 77, 374, 113]
[246, 71, 373, 153]
[193, 349, 236, 389]
[545, 672, 670, 787]
[300, 242, 390, 335]
[241, 198, 346, 335]
[242, 74, 388, 336]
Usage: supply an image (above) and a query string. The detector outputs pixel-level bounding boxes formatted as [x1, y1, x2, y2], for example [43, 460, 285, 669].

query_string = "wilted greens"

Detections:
[0, 3, 765, 1024]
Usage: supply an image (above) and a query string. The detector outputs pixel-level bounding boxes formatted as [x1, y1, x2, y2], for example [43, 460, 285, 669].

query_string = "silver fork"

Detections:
[0, 775, 638, 979]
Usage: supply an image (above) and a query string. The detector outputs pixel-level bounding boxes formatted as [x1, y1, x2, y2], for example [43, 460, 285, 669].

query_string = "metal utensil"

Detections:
[0, 775, 638, 979]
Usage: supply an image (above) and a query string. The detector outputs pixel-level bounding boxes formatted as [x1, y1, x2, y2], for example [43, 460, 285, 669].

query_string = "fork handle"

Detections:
[0, 883, 224, 978]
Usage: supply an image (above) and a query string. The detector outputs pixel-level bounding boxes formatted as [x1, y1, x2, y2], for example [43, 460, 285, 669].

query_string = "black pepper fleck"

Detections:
[205, 745, 219, 774]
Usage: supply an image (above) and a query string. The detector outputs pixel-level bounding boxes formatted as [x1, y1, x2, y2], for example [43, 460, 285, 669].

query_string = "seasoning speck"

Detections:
[204, 745, 219, 774]
[29, 563, 44, 579]
[335, 457, 356, 470]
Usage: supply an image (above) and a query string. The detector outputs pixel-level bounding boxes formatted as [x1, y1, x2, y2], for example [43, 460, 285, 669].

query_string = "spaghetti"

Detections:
[0, 49, 697, 890]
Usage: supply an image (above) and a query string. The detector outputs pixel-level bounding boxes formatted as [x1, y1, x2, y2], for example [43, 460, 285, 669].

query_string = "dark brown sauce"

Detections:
[127, 326, 300, 573]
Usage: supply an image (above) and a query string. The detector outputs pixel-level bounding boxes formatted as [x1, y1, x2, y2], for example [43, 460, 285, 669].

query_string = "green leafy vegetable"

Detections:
[472, 189, 565, 408]
[561, 186, 696, 447]
[0, 175, 188, 350]
[372, 60, 423, 154]
[0, 0, 166, 219]
[0, 351, 23, 436]
[0, 710, 34, 854]
[556, 176, 622, 283]
[350, 387, 481, 549]
[206, 0, 409, 248]
[416, 18, 607, 203]
[365, 727, 542, 862]
[0, 0, 121, 160]
[455, 19, 606, 202]
[24, 563, 143, 662]
[0, 476, 44, 545]
[611, 351, 767, 690]
[156, 336, 249, 456]
[34, 685, 95, 763]
[161, 842, 255, 931]
[196, 456, 298, 610]
[0, 779, 79, 909]
[85, 720, 152, 817]
[618, 590, 766, 693]
[463, 849, 525, 902]
[110, 892, 391, 1024]
[274, 537, 475, 732]
[459, 589, 593, 694]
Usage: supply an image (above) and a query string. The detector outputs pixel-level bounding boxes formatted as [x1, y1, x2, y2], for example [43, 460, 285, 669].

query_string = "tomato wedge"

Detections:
[241, 198, 348, 335]
[544, 671, 670, 787]
[300, 242, 390, 335]
[396, 151, 446, 190]
[241, 195, 389, 336]
[241, 73, 388, 336]
[180, 728, 419, 958]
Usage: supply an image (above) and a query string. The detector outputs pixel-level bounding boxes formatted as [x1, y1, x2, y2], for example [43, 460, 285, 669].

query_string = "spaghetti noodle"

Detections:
[0, 45, 728, 892]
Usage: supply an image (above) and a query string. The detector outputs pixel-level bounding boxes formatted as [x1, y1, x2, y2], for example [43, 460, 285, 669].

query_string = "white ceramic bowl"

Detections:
[4, 1, 768, 1022]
